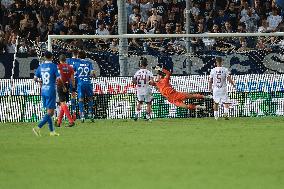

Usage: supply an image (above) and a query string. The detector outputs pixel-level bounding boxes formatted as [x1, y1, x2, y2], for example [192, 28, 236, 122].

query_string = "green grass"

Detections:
[1, 117, 284, 189]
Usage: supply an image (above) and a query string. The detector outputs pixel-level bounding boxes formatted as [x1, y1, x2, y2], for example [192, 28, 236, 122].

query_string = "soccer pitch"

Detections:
[0, 117, 284, 189]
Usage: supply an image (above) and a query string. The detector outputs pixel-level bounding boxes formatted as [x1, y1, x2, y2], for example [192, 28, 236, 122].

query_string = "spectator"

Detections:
[258, 18, 270, 32]
[129, 6, 143, 25]
[40, 0, 54, 23]
[214, 9, 229, 29]
[240, 8, 259, 32]
[139, 0, 153, 23]
[201, 1, 215, 32]
[168, 0, 183, 23]
[146, 8, 162, 29]
[102, 0, 117, 24]
[88, 0, 102, 20]
[267, 8, 282, 32]
[153, 0, 168, 22]
[225, 2, 239, 31]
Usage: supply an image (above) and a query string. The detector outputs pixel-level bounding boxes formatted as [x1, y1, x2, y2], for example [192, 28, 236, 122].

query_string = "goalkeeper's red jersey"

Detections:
[57, 63, 74, 84]
[155, 68, 176, 98]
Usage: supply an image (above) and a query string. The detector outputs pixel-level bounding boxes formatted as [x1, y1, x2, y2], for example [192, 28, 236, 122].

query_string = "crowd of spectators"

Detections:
[0, 0, 283, 55]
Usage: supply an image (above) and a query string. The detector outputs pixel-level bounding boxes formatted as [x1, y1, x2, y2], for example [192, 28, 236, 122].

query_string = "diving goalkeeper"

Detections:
[150, 65, 212, 110]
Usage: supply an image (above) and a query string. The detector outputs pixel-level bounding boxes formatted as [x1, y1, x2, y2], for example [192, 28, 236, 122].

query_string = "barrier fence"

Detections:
[0, 74, 284, 122]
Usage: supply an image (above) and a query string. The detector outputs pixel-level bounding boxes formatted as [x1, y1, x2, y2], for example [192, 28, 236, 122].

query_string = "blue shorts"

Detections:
[42, 95, 56, 109]
[77, 84, 93, 99]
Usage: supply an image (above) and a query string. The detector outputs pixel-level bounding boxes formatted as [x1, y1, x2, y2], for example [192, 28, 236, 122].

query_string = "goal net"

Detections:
[0, 33, 284, 122]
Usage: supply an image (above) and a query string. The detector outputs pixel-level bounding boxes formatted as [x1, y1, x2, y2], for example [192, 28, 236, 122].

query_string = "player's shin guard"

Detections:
[145, 111, 151, 120]
[38, 114, 49, 128]
[62, 104, 73, 123]
[224, 108, 229, 118]
[57, 108, 64, 124]
[88, 100, 93, 115]
[214, 111, 218, 120]
[46, 114, 54, 132]
[71, 98, 76, 113]
[79, 101, 84, 118]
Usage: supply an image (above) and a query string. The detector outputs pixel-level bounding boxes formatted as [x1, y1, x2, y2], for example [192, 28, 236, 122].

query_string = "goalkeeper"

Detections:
[150, 65, 212, 110]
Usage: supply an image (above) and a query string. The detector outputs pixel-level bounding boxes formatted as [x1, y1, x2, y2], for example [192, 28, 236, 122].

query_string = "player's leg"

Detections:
[223, 103, 230, 120]
[222, 94, 230, 120]
[56, 86, 65, 127]
[183, 92, 212, 100]
[33, 95, 47, 136]
[212, 91, 223, 120]
[86, 84, 94, 122]
[46, 96, 59, 136]
[213, 102, 219, 120]
[77, 85, 85, 122]
[134, 94, 144, 121]
[145, 94, 153, 121]
[70, 93, 77, 121]
[61, 85, 75, 126]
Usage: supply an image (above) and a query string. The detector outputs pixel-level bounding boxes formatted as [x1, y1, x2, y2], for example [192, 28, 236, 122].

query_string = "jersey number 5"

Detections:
[216, 73, 222, 88]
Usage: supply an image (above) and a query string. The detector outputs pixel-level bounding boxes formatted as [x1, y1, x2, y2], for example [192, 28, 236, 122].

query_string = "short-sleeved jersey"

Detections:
[73, 59, 94, 86]
[66, 57, 80, 68]
[210, 67, 230, 91]
[58, 63, 74, 83]
[35, 61, 60, 96]
[133, 69, 153, 95]
[155, 69, 176, 98]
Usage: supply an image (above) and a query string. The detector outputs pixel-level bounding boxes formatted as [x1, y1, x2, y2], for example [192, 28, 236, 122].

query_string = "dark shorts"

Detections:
[57, 83, 70, 102]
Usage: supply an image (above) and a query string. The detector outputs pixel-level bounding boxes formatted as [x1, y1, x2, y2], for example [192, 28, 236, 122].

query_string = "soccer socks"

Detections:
[57, 108, 64, 124]
[38, 114, 54, 131]
[79, 101, 84, 117]
[71, 98, 76, 113]
[46, 114, 54, 132]
[88, 100, 94, 115]
[38, 114, 49, 128]
[145, 112, 151, 120]
[224, 108, 229, 117]
[214, 111, 218, 120]
[62, 104, 73, 123]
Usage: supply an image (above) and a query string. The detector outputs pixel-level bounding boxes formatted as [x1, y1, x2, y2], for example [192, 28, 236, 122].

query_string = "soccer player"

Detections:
[66, 49, 80, 119]
[55, 54, 76, 127]
[132, 57, 154, 121]
[33, 51, 61, 136]
[150, 65, 211, 110]
[209, 57, 236, 120]
[73, 51, 96, 123]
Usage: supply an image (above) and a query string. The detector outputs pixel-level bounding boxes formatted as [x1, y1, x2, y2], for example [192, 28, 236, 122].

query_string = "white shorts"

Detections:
[213, 91, 230, 104]
[137, 93, 153, 103]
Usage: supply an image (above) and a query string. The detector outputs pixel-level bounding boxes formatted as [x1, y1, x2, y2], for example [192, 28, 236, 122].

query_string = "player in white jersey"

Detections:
[209, 57, 236, 120]
[132, 57, 154, 121]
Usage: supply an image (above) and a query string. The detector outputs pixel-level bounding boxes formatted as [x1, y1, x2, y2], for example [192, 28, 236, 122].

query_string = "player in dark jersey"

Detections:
[55, 54, 76, 127]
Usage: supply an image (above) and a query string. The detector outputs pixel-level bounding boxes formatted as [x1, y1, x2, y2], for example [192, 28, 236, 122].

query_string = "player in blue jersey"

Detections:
[33, 51, 61, 136]
[66, 49, 80, 120]
[73, 51, 96, 123]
